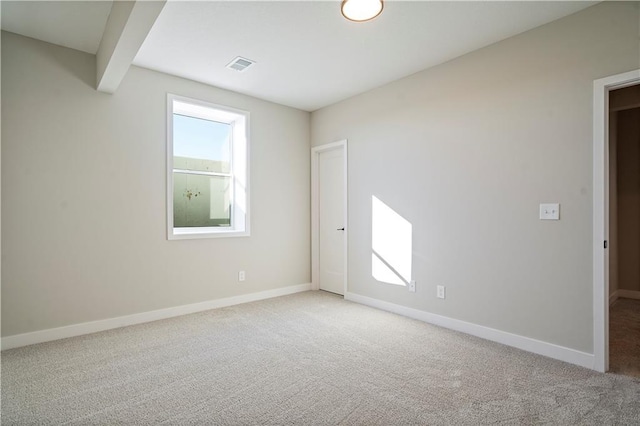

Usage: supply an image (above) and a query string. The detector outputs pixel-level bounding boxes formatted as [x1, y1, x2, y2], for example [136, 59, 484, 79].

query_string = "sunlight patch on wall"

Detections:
[371, 196, 412, 286]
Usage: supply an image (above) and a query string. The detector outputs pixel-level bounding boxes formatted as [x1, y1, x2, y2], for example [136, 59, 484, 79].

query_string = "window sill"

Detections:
[169, 227, 250, 240]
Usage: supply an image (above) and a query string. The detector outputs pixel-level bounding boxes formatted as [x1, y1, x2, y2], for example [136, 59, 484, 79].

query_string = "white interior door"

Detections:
[318, 147, 345, 295]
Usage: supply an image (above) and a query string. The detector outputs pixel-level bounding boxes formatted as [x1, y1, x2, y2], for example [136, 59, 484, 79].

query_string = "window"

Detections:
[167, 94, 249, 239]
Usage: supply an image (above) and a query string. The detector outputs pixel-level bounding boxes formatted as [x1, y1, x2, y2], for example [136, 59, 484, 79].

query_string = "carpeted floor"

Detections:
[2, 291, 640, 425]
[609, 297, 640, 378]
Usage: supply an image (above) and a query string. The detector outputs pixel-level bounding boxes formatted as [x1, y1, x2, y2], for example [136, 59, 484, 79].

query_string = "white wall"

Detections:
[1, 32, 311, 337]
[311, 2, 639, 353]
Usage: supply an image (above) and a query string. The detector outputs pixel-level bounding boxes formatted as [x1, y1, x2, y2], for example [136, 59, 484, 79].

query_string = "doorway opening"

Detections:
[593, 69, 640, 373]
[608, 84, 640, 377]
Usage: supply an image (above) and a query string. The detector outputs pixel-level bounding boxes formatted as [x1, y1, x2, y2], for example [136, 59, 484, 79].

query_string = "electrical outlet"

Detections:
[437, 285, 445, 299]
[408, 280, 416, 293]
[238, 271, 245, 282]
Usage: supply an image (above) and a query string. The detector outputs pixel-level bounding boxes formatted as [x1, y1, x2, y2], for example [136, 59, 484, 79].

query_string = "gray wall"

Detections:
[1, 32, 311, 337]
[311, 2, 639, 353]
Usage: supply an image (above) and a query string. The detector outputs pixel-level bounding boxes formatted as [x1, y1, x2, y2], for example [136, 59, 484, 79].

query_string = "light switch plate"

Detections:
[539, 203, 560, 220]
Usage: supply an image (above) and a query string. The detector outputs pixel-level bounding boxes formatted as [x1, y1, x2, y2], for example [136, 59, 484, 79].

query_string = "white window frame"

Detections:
[167, 93, 250, 240]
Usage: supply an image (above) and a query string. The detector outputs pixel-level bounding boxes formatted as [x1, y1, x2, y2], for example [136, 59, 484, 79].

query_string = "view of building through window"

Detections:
[172, 114, 232, 227]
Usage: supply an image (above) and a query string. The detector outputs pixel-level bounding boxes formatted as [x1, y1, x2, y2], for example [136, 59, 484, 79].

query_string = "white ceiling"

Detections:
[2, 1, 596, 111]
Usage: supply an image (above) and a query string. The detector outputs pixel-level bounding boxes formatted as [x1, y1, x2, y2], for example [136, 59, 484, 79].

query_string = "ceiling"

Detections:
[2, 1, 597, 111]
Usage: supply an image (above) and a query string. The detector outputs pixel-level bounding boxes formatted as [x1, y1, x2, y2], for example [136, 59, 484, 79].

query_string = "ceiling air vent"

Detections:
[226, 56, 255, 72]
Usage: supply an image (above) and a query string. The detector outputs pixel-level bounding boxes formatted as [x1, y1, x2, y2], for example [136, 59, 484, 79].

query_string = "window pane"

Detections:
[173, 172, 231, 227]
[173, 114, 231, 173]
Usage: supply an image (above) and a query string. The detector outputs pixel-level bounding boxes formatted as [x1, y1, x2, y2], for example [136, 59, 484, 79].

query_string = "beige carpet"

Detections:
[2, 291, 640, 425]
[610, 297, 640, 378]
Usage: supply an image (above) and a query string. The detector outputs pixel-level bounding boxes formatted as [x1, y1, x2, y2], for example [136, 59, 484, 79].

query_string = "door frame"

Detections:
[311, 140, 348, 294]
[593, 69, 640, 372]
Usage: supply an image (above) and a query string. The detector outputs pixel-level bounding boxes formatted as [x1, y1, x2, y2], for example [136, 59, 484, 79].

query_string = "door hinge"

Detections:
[604, 240, 608, 249]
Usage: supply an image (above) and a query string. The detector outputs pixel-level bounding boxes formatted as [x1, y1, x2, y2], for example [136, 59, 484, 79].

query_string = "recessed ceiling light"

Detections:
[341, 0, 384, 22]
[226, 56, 256, 72]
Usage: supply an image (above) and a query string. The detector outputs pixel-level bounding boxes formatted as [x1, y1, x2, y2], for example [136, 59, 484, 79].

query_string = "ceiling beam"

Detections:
[96, 0, 166, 93]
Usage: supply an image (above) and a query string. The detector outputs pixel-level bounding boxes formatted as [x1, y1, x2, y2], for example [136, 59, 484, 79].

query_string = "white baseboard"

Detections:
[345, 292, 594, 370]
[609, 290, 619, 306]
[617, 289, 640, 300]
[1, 283, 312, 351]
